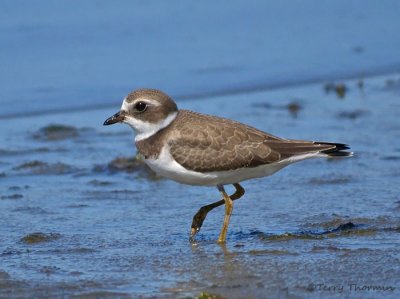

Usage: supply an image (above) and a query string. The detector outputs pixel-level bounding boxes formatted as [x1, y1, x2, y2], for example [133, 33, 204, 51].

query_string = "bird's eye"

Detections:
[134, 101, 147, 112]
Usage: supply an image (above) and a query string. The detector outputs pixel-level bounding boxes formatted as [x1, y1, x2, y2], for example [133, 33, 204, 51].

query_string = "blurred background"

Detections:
[1, 0, 400, 117]
[1, 1, 400, 298]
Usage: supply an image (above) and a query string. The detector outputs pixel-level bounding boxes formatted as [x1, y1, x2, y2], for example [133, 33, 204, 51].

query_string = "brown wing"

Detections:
[168, 110, 351, 172]
[168, 110, 283, 172]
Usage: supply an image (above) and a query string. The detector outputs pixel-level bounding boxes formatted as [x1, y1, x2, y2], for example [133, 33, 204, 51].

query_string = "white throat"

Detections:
[124, 111, 178, 142]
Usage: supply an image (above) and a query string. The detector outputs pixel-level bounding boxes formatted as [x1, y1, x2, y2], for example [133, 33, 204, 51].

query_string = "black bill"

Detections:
[103, 111, 125, 125]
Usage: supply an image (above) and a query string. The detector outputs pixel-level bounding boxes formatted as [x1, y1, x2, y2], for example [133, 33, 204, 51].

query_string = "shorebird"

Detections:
[104, 89, 352, 243]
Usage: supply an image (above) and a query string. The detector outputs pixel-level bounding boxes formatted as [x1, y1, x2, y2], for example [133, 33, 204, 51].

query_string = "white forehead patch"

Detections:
[121, 97, 128, 111]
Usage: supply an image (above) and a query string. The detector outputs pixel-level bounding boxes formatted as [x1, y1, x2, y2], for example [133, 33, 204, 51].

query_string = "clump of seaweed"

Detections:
[13, 160, 77, 175]
[33, 124, 79, 141]
[252, 100, 303, 118]
[337, 109, 369, 120]
[196, 292, 227, 299]
[88, 179, 114, 186]
[286, 101, 302, 118]
[324, 82, 347, 99]
[108, 156, 145, 173]
[21, 232, 61, 244]
[0, 194, 23, 200]
[93, 154, 159, 180]
[259, 222, 375, 242]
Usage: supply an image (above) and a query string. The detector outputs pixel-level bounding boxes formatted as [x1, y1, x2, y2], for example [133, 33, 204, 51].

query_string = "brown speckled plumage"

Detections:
[136, 110, 349, 172]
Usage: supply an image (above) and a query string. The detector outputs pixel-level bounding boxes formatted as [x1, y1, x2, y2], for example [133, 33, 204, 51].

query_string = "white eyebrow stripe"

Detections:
[137, 98, 161, 106]
[121, 97, 161, 111]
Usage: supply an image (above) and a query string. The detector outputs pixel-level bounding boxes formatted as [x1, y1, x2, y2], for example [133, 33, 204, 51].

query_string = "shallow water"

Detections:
[2, 1, 400, 297]
[1, 74, 400, 298]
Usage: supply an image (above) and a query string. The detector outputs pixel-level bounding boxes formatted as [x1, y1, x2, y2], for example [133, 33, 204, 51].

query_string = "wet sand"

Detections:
[1, 74, 399, 298]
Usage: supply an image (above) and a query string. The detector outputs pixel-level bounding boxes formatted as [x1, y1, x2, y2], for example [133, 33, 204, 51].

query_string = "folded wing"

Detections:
[169, 111, 351, 172]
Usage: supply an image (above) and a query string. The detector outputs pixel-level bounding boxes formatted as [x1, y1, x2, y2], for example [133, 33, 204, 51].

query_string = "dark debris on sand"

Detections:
[252, 100, 303, 118]
[13, 160, 77, 175]
[93, 155, 159, 180]
[21, 232, 61, 244]
[324, 82, 347, 98]
[337, 109, 370, 120]
[0, 194, 23, 200]
[260, 222, 372, 242]
[33, 124, 79, 141]
[87, 179, 114, 186]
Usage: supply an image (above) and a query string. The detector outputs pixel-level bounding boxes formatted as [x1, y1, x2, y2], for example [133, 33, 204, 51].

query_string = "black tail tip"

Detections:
[320, 143, 353, 157]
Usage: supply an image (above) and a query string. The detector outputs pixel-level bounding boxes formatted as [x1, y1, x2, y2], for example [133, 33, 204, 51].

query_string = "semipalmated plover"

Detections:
[104, 89, 352, 243]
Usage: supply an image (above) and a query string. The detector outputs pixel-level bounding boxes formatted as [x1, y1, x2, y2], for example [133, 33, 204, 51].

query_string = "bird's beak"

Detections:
[103, 111, 125, 126]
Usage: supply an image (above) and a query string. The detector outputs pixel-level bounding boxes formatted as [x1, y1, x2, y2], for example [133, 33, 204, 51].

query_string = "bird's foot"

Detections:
[189, 206, 209, 241]
[189, 228, 198, 243]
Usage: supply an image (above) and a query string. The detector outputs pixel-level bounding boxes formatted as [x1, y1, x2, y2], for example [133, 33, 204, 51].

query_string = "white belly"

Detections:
[143, 145, 298, 186]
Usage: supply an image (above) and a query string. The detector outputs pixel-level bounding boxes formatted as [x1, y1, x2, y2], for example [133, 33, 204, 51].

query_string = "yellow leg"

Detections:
[217, 185, 233, 243]
[190, 183, 244, 239]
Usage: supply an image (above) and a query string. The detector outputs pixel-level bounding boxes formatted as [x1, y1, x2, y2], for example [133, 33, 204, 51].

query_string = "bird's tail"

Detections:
[316, 142, 353, 157]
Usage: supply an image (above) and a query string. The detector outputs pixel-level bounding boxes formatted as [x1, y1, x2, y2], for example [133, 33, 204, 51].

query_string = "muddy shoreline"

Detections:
[1, 74, 400, 298]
